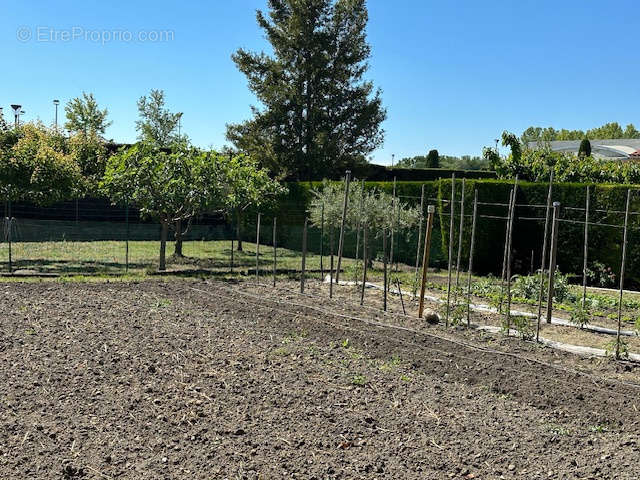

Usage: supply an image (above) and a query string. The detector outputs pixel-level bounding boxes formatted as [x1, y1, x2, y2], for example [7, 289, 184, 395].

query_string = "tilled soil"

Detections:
[1, 279, 640, 479]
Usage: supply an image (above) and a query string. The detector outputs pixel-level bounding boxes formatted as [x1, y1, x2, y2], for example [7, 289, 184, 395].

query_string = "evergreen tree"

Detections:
[578, 138, 591, 158]
[426, 149, 439, 168]
[227, 0, 386, 180]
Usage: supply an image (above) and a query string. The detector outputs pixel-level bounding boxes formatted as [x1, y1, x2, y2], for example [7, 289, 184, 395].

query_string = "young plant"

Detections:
[569, 305, 590, 329]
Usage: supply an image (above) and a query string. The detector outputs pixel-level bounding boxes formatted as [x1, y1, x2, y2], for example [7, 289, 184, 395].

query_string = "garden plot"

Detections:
[1, 279, 640, 479]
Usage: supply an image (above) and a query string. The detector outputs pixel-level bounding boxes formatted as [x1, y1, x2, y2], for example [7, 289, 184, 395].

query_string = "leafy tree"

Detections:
[101, 143, 220, 270]
[578, 138, 591, 158]
[0, 123, 81, 204]
[482, 146, 500, 171]
[501, 131, 521, 163]
[308, 180, 419, 265]
[227, 0, 386, 180]
[216, 153, 286, 252]
[623, 124, 640, 139]
[136, 89, 181, 147]
[426, 149, 440, 168]
[0, 109, 8, 132]
[64, 92, 112, 136]
[587, 122, 624, 139]
[521, 121, 640, 143]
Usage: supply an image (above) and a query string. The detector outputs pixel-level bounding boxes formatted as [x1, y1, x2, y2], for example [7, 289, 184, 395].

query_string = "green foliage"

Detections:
[226, 0, 386, 180]
[521, 122, 640, 143]
[397, 153, 489, 171]
[0, 122, 82, 204]
[68, 131, 108, 194]
[604, 337, 629, 359]
[586, 261, 617, 288]
[569, 305, 590, 328]
[511, 315, 534, 340]
[501, 131, 521, 163]
[136, 89, 181, 147]
[426, 149, 440, 168]
[64, 92, 112, 136]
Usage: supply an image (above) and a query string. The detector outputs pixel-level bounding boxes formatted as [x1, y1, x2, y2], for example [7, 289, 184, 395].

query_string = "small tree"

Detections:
[101, 143, 219, 270]
[426, 149, 440, 168]
[578, 138, 591, 158]
[136, 89, 181, 148]
[65, 92, 112, 136]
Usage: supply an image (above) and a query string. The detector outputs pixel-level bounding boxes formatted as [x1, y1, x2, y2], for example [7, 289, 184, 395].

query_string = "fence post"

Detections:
[454, 178, 466, 301]
[414, 184, 426, 284]
[616, 189, 631, 359]
[7, 199, 12, 274]
[536, 171, 554, 342]
[582, 186, 590, 308]
[418, 205, 436, 318]
[360, 224, 368, 306]
[545, 202, 561, 324]
[230, 236, 234, 273]
[125, 201, 130, 273]
[383, 228, 388, 312]
[335, 170, 351, 283]
[466, 190, 478, 326]
[300, 217, 308, 293]
[272, 217, 277, 287]
[255, 212, 261, 280]
[355, 179, 365, 263]
[445, 174, 456, 326]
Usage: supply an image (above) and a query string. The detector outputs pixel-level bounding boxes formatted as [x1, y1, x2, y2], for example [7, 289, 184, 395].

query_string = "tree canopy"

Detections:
[226, 0, 386, 180]
[136, 89, 181, 147]
[64, 92, 112, 136]
[521, 122, 640, 144]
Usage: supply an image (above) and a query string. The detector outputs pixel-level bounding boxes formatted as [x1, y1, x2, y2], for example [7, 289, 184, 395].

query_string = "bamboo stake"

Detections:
[320, 203, 324, 280]
[383, 228, 388, 312]
[454, 178, 466, 301]
[466, 190, 478, 327]
[396, 278, 406, 315]
[505, 181, 518, 330]
[445, 174, 456, 326]
[355, 179, 365, 263]
[125, 201, 129, 273]
[255, 213, 261, 280]
[329, 228, 334, 298]
[616, 189, 631, 359]
[360, 225, 368, 306]
[545, 202, 561, 324]
[389, 177, 397, 282]
[335, 170, 351, 283]
[301, 217, 308, 293]
[536, 171, 554, 342]
[582, 186, 590, 308]
[418, 205, 436, 318]
[272, 217, 277, 287]
[414, 184, 426, 283]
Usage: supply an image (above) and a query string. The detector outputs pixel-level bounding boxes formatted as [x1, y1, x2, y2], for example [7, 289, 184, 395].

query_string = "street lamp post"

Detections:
[53, 99, 60, 129]
[11, 104, 21, 128]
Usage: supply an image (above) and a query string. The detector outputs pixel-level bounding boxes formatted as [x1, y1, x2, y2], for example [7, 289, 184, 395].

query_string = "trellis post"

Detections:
[582, 186, 590, 308]
[300, 217, 308, 293]
[445, 174, 456, 326]
[272, 217, 277, 287]
[255, 212, 261, 280]
[418, 205, 436, 318]
[335, 170, 351, 283]
[466, 190, 478, 326]
[616, 189, 631, 359]
[545, 202, 561, 324]
[536, 171, 554, 341]
[360, 225, 368, 306]
[414, 184, 426, 286]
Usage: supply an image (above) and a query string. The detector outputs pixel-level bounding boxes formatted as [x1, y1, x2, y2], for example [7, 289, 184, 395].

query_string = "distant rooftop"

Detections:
[527, 139, 640, 160]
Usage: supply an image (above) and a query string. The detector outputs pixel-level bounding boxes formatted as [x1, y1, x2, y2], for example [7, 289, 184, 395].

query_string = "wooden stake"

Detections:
[445, 174, 456, 326]
[499, 187, 516, 313]
[389, 177, 397, 282]
[466, 190, 478, 327]
[272, 217, 277, 287]
[536, 171, 554, 342]
[255, 212, 261, 280]
[360, 225, 368, 306]
[125, 201, 130, 273]
[301, 217, 308, 293]
[616, 189, 631, 359]
[545, 202, 561, 324]
[355, 179, 365, 263]
[396, 277, 406, 315]
[582, 186, 590, 308]
[414, 184, 426, 283]
[335, 170, 351, 283]
[320, 203, 324, 280]
[418, 205, 436, 318]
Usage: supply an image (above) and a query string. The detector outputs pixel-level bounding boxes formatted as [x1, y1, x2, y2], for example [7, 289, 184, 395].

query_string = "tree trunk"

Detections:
[236, 209, 243, 251]
[174, 219, 183, 257]
[159, 220, 168, 271]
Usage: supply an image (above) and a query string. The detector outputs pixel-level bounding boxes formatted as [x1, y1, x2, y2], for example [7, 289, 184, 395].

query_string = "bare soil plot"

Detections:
[1, 279, 640, 479]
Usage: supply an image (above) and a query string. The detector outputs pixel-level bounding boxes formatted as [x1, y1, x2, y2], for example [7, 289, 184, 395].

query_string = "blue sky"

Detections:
[1, 0, 639, 164]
